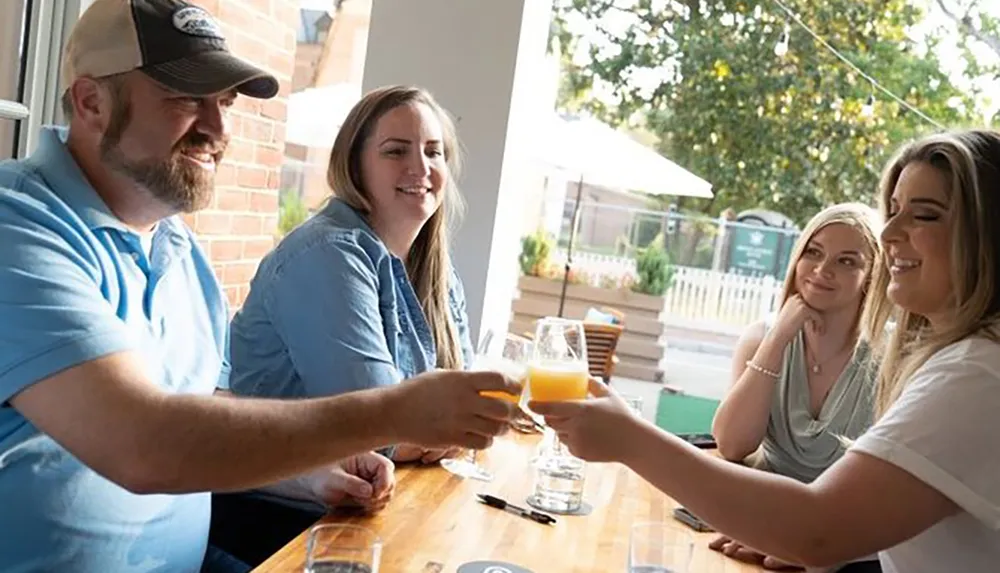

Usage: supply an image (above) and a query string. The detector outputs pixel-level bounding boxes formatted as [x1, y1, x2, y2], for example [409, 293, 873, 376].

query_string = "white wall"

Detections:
[362, 0, 555, 345]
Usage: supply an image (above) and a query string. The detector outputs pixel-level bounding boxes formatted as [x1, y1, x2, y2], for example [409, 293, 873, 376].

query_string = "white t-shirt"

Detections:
[850, 337, 1000, 573]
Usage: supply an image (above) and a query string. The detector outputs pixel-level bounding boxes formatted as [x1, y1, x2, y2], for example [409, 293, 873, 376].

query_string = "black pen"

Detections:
[477, 493, 557, 525]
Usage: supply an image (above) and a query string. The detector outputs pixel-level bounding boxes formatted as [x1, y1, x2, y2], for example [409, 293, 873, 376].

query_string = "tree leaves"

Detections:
[551, 0, 976, 224]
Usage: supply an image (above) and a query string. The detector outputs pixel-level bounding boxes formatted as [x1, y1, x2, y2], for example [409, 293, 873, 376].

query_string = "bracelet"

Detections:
[745, 360, 780, 379]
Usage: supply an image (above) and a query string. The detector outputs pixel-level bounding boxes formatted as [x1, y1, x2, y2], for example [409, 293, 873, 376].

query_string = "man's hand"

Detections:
[306, 452, 395, 512]
[392, 444, 462, 464]
[386, 370, 521, 450]
[419, 446, 462, 464]
[390, 444, 425, 463]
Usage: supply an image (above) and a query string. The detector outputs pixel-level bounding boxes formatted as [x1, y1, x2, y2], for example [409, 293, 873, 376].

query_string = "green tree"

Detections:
[932, 0, 1000, 121]
[551, 0, 976, 225]
[934, 0, 1000, 78]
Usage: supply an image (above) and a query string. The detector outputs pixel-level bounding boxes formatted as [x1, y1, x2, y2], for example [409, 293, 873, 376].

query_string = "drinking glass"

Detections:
[620, 393, 645, 418]
[522, 317, 589, 456]
[529, 446, 587, 513]
[440, 329, 532, 481]
[305, 524, 381, 573]
[627, 522, 693, 573]
[525, 318, 589, 401]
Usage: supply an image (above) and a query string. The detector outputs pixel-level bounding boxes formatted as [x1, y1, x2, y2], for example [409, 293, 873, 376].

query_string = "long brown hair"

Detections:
[326, 85, 466, 369]
[861, 130, 1000, 417]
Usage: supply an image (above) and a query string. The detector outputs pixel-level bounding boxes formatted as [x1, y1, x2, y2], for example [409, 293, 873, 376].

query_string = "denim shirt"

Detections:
[229, 198, 473, 401]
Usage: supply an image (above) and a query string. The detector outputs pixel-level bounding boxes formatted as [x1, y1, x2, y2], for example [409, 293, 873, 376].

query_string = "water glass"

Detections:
[305, 524, 381, 573]
[628, 522, 693, 573]
[621, 393, 645, 418]
[530, 452, 586, 513]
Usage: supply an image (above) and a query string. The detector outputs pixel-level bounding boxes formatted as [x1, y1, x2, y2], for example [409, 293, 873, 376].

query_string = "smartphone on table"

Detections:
[673, 506, 715, 533]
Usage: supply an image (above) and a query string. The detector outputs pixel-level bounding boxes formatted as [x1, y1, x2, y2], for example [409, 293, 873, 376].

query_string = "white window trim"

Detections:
[1, 0, 81, 158]
[0, 100, 29, 121]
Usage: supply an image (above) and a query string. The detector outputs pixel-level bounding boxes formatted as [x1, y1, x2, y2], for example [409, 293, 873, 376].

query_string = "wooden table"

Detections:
[254, 433, 763, 572]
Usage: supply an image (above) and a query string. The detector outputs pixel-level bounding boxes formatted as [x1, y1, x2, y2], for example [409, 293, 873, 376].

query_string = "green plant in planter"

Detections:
[519, 229, 553, 276]
[278, 192, 310, 237]
[632, 233, 675, 296]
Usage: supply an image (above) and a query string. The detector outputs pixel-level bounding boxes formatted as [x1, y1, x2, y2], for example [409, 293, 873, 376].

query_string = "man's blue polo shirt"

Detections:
[0, 127, 230, 572]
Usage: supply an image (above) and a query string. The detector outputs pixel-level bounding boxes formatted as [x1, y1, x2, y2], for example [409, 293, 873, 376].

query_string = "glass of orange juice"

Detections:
[523, 318, 589, 456]
[525, 318, 589, 402]
[440, 329, 532, 482]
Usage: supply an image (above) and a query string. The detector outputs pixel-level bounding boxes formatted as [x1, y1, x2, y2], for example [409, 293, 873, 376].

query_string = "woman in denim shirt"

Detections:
[229, 85, 473, 464]
[209, 86, 475, 565]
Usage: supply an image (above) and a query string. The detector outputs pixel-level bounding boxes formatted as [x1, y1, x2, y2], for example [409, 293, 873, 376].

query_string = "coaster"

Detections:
[456, 561, 534, 573]
[525, 495, 594, 516]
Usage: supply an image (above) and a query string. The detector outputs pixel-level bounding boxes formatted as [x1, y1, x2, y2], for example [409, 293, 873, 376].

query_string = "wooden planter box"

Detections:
[509, 275, 666, 382]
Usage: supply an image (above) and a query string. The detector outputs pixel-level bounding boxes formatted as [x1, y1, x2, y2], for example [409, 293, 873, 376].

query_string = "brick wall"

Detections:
[181, 0, 299, 310]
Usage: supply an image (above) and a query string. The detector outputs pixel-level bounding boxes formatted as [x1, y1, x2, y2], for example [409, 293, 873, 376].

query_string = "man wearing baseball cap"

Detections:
[0, 1, 520, 571]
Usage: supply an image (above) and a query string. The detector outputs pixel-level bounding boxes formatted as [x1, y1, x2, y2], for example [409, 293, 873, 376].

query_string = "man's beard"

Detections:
[99, 101, 227, 213]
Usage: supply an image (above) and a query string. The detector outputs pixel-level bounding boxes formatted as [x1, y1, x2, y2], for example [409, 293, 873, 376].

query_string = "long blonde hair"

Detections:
[778, 203, 886, 343]
[326, 85, 466, 369]
[861, 130, 1000, 418]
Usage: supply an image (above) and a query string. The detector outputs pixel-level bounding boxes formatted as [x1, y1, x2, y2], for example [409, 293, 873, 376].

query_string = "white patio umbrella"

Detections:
[535, 113, 714, 199]
[531, 113, 714, 316]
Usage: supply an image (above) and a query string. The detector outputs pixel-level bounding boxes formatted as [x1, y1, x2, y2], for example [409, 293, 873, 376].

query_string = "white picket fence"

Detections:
[551, 250, 637, 283]
[663, 267, 782, 335]
[557, 249, 782, 335]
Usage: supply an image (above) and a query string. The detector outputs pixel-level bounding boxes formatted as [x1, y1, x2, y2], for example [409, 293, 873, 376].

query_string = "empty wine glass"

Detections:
[628, 522, 693, 573]
[440, 329, 532, 481]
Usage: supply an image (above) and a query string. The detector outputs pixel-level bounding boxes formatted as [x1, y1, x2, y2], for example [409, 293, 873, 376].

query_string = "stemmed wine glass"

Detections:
[522, 317, 589, 456]
[440, 329, 532, 481]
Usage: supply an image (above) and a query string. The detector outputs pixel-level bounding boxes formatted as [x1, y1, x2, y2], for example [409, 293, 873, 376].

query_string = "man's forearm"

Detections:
[135, 387, 399, 494]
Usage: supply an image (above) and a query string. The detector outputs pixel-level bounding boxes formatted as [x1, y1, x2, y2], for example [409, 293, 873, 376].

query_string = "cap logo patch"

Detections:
[172, 6, 224, 39]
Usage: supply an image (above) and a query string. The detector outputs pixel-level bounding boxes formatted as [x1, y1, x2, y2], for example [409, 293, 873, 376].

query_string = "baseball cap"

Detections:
[61, 0, 279, 99]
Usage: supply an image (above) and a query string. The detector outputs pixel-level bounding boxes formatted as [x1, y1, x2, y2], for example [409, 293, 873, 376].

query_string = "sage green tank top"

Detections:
[756, 329, 876, 483]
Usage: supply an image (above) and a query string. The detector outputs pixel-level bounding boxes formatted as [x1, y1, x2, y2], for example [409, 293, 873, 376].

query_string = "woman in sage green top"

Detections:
[710, 203, 887, 570]
[752, 320, 874, 483]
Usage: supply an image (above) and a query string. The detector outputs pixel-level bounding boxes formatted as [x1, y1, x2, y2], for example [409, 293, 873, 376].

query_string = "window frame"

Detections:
[1, 0, 82, 158]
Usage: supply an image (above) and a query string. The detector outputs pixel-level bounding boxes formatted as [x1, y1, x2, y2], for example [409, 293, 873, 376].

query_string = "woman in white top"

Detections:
[531, 129, 1000, 572]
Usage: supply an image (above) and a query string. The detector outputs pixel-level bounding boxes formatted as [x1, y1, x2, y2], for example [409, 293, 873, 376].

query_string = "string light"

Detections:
[769, 0, 945, 129]
[773, 26, 790, 57]
[861, 94, 876, 118]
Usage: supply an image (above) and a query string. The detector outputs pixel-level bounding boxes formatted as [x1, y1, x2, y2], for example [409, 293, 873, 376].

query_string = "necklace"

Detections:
[806, 337, 854, 374]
